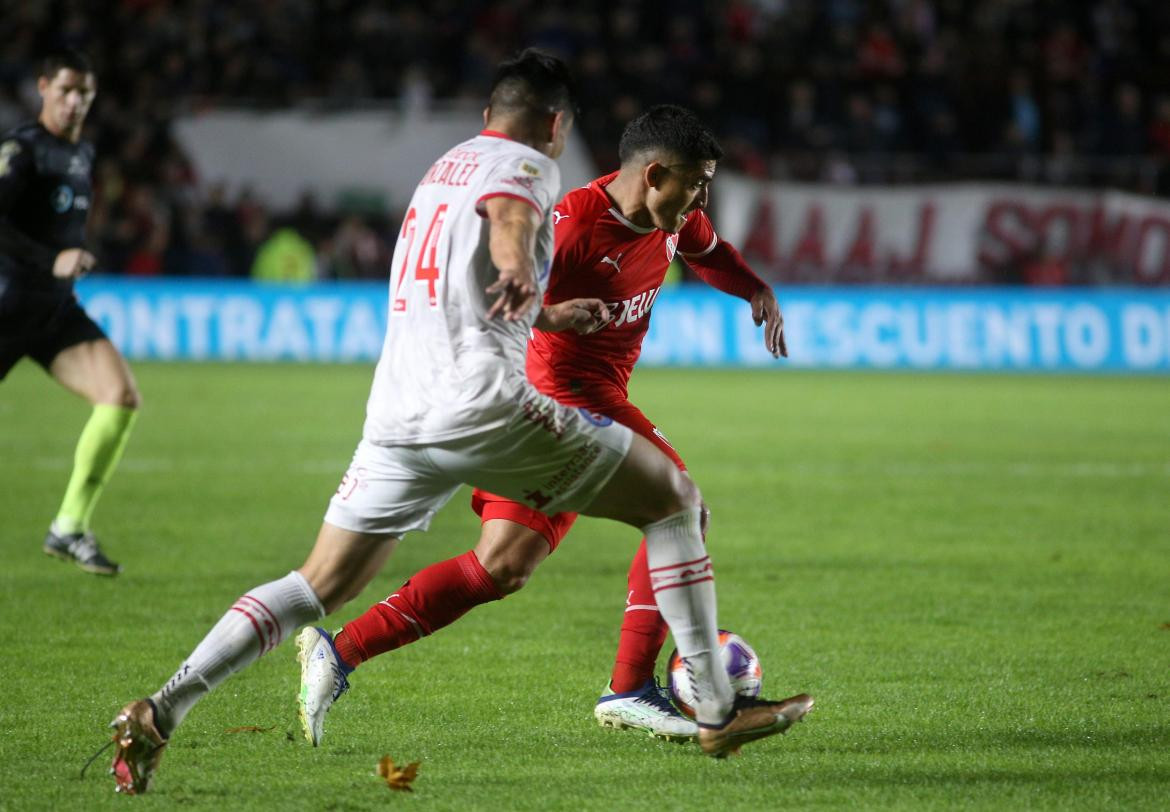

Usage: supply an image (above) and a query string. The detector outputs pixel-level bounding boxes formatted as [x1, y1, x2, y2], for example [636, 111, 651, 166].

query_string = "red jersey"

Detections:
[526, 171, 719, 404]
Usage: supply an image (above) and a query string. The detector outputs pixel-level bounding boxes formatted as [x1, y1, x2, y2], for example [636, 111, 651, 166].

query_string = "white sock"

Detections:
[150, 570, 324, 736]
[642, 506, 733, 726]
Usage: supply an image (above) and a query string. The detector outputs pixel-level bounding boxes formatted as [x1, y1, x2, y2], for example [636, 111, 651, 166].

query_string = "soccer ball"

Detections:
[667, 630, 763, 719]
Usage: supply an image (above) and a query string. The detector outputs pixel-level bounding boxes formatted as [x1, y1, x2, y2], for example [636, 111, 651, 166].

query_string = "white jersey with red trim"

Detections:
[364, 130, 560, 444]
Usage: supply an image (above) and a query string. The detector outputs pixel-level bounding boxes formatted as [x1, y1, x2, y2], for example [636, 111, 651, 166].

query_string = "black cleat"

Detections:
[43, 527, 121, 576]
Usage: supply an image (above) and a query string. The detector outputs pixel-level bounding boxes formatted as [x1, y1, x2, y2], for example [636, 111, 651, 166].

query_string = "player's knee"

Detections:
[666, 470, 701, 514]
[474, 521, 550, 595]
[119, 385, 142, 410]
[488, 561, 534, 595]
[633, 468, 701, 526]
[98, 381, 140, 409]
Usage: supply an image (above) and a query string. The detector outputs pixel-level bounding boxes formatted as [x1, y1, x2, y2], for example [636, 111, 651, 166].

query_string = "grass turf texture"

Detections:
[1, 361, 1167, 810]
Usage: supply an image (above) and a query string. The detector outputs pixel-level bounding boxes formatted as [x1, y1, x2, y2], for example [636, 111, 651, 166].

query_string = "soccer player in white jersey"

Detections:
[105, 51, 811, 794]
[298, 106, 796, 746]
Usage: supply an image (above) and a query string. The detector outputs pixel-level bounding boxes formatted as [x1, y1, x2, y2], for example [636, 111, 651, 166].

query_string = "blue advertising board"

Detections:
[75, 278, 1170, 373]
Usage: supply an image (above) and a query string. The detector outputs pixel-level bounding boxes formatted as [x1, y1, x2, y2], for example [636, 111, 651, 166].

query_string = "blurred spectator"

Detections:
[0, 0, 1167, 280]
[1005, 71, 1042, 153]
[1149, 95, 1170, 157]
[1098, 82, 1146, 155]
[322, 215, 391, 280]
[251, 227, 316, 283]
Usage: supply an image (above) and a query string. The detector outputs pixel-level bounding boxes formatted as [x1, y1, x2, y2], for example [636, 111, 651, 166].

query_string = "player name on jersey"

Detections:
[419, 147, 481, 188]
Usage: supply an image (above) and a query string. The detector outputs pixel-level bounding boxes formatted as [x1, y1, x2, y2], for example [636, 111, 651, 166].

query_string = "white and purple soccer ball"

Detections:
[667, 630, 763, 720]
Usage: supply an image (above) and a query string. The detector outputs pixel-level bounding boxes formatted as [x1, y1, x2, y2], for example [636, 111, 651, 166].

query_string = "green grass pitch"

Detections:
[1, 361, 1168, 810]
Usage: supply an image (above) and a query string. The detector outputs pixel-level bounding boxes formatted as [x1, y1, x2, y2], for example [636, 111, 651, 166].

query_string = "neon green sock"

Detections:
[54, 404, 138, 534]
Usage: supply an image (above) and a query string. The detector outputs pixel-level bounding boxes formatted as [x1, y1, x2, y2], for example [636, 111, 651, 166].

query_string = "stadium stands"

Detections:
[3, 0, 1168, 279]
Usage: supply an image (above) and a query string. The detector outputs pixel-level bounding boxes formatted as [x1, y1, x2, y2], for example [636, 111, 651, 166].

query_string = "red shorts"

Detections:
[470, 399, 686, 551]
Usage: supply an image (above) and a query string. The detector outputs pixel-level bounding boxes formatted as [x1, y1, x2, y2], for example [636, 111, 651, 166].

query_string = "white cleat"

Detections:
[594, 678, 699, 743]
[295, 627, 350, 746]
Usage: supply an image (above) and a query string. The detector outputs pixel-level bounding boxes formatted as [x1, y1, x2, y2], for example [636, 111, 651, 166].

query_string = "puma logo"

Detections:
[600, 252, 623, 273]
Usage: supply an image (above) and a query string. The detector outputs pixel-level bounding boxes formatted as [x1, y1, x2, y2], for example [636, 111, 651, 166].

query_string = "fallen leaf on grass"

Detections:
[1159, 622, 1170, 631]
[224, 725, 276, 734]
[377, 756, 420, 792]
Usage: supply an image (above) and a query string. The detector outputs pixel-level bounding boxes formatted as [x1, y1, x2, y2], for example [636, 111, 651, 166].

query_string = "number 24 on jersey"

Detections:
[393, 204, 448, 312]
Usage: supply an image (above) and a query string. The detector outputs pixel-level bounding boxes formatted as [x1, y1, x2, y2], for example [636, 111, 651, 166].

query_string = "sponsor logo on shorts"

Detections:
[528, 442, 602, 506]
[523, 489, 553, 510]
[578, 408, 613, 427]
[521, 398, 566, 439]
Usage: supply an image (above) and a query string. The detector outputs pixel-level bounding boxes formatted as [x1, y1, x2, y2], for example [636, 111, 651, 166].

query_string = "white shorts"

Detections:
[324, 392, 633, 536]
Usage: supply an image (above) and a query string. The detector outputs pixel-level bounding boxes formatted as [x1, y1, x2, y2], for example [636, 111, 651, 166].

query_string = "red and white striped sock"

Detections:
[335, 550, 502, 667]
[642, 507, 733, 725]
[150, 570, 324, 736]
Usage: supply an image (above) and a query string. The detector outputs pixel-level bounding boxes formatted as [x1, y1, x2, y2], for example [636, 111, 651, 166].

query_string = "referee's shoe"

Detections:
[43, 524, 121, 575]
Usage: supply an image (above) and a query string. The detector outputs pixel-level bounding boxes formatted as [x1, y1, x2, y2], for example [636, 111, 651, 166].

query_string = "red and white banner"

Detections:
[714, 175, 1170, 285]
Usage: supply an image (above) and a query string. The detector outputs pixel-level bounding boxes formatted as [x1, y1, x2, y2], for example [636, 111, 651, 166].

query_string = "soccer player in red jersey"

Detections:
[299, 105, 794, 744]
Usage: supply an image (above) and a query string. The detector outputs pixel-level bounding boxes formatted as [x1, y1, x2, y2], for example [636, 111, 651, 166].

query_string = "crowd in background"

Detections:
[2, 0, 1169, 280]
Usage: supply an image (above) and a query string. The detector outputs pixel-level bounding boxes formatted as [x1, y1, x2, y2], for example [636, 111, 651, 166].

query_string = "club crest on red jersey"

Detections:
[665, 234, 678, 261]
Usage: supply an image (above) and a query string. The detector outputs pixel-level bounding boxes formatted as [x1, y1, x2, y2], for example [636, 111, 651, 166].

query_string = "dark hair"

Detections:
[489, 48, 577, 118]
[40, 48, 95, 80]
[618, 104, 724, 165]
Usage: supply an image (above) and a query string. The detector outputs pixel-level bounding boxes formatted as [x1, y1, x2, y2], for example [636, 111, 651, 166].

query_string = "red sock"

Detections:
[609, 539, 669, 692]
[336, 550, 502, 667]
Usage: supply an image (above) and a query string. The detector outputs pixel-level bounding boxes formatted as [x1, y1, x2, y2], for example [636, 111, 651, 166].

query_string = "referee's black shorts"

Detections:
[0, 285, 108, 379]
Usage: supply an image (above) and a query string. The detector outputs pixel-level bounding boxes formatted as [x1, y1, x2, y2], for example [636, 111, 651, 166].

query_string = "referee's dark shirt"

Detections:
[0, 121, 94, 297]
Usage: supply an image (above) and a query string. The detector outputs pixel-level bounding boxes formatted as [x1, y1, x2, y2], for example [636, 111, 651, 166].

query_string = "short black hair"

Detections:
[618, 105, 724, 165]
[40, 48, 95, 80]
[489, 48, 577, 118]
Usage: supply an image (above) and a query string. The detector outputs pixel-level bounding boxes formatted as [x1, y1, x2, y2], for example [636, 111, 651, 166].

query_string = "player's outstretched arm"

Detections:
[484, 196, 541, 321]
[688, 240, 787, 358]
[535, 298, 611, 334]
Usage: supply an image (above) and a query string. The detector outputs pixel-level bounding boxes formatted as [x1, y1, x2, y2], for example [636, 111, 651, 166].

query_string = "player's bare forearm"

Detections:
[484, 197, 540, 320]
[536, 298, 611, 334]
